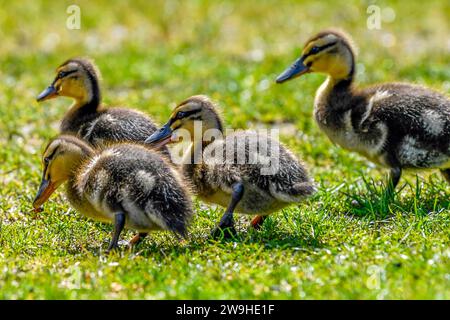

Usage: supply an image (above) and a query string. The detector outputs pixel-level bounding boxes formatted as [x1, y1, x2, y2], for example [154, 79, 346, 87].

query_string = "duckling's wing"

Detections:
[82, 108, 157, 143]
[115, 146, 193, 236]
[208, 132, 315, 202]
[358, 84, 450, 167]
[362, 84, 450, 132]
[77, 108, 171, 158]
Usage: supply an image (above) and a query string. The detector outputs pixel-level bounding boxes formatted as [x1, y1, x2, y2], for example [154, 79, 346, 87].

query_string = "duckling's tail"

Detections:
[169, 222, 189, 239]
[271, 181, 317, 203]
[291, 181, 317, 197]
[162, 199, 193, 239]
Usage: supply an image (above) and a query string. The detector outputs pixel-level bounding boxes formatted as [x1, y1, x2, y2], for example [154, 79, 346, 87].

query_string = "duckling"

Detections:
[276, 29, 450, 193]
[145, 95, 316, 238]
[32, 135, 193, 252]
[36, 58, 171, 158]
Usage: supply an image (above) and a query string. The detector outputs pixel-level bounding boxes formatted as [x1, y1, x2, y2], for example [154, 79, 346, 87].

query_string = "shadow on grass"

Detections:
[131, 217, 326, 258]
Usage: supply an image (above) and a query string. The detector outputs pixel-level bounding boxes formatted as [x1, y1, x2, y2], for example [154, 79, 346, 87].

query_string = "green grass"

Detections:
[0, 0, 449, 299]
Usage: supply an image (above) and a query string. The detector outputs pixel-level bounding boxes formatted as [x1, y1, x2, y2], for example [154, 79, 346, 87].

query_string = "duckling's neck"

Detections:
[313, 74, 357, 125]
[68, 148, 95, 191]
[61, 86, 101, 132]
[187, 138, 212, 163]
[182, 131, 223, 180]
[76, 79, 101, 110]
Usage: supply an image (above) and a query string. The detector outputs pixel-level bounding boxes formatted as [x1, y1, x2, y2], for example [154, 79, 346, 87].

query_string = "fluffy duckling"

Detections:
[36, 58, 170, 158]
[276, 29, 450, 193]
[146, 95, 316, 238]
[32, 135, 193, 251]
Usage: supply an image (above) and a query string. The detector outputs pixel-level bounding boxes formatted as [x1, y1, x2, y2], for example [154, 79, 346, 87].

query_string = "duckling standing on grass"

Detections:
[146, 95, 316, 238]
[36, 58, 171, 158]
[32, 135, 193, 252]
[276, 29, 450, 194]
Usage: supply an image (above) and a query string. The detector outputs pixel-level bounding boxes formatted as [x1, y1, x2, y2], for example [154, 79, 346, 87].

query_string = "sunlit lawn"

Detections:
[0, 0, 449, 299]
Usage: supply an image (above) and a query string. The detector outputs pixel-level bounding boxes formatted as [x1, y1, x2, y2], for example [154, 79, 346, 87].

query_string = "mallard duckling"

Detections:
[146, 95, 315, 237]
[32, 135, 193, 251]
[276, 29, 450, 192]
[36, 57, 170, 158]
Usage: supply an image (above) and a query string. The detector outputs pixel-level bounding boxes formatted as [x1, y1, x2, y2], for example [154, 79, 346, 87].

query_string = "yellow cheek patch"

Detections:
[312, 54, 349, 78]
[69, 81, 85, 95]
[54, 78, 63, 91]
[59, 78, 86, 100]
[49, 159, 64, 182]
[47, 152, 77, 184]
[171, 119, 182, 130]
[303, 55, 315, 66]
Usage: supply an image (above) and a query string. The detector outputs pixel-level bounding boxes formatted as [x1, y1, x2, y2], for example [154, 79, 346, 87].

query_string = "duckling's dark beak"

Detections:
[36, 85, 58, 102]
[145, 122, 173, 148]
[276, 57, 309, 83]
[33, 178, 56, 210]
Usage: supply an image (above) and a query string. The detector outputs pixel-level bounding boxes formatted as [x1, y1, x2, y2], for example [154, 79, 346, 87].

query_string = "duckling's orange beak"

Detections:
[36, 85, 58, 102]
[145, 122, 174, 148]
[276, 57, 310, 83]
[33, 178, 56, 210]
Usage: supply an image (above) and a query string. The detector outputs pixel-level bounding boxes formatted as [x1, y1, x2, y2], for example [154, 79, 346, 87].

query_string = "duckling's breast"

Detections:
[315, 109, 389, 166]
[66, 181, 111, 223]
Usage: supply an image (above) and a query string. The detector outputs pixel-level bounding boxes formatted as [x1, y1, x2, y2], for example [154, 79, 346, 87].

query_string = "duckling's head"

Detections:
[33, 135, 93, 209]
[145, 95, 223, 147]
[36, 58, 101, 105]
[276, 29, 356, 83]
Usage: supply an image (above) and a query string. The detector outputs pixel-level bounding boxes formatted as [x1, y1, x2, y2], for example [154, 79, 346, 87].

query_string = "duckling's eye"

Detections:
[58, 71, 67, 79]
[44, 157, 50, 164]
[176, 111, 187, 119]
[310, 46, 320, 54]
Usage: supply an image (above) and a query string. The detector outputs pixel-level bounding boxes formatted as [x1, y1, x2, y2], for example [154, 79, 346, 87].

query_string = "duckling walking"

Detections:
[33, 135, 193, 251]
[36, 58, 170, 157]
[276, 29, 450, 193]
[146, 95, 315, 238]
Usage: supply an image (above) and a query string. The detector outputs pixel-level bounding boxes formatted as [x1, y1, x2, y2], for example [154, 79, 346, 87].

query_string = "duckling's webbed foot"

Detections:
[106, 212, 126, 253]
[250, 215, 266, 230]
[440, 169, 450, 184]
[211, 217, 237, 239]
[211, 182, 244, 239]
[129, 232, 148, 247]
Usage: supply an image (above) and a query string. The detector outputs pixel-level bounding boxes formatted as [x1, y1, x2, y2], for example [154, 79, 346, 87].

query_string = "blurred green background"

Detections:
[0, 0, 449, 299]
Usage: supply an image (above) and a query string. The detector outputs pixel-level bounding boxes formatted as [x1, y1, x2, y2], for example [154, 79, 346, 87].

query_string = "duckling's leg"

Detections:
[129, 233, 148, 247]
[386, 167, 402, 197]
[212, 182, 244, 239]
[106, 212, 126, 252]
[440, 169, 450, 184]
[250, 215, 266, 230]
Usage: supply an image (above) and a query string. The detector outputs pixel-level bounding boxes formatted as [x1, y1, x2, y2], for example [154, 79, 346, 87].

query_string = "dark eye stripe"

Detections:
[44, 147, 58, 163]
[58, 69, 77, 79]
[304, 41, 337, 58]
[176, 108, 201, 119]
